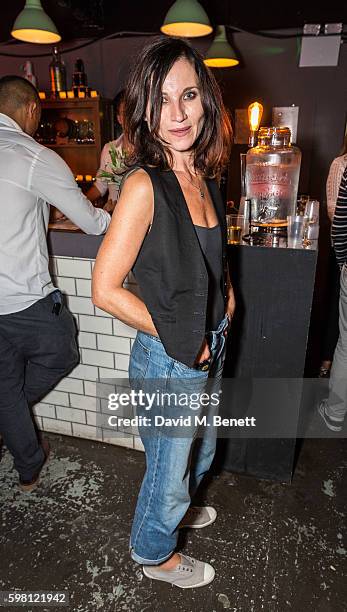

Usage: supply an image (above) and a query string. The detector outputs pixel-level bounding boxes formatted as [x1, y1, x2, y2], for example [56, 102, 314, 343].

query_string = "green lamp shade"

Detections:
[12, 0, 61, 44]
[204, 26, 239, 68]
[161, 0, 213, 37]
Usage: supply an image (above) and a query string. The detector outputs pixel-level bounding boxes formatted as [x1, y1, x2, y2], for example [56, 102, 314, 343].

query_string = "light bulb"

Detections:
[248, 102, 263, 132]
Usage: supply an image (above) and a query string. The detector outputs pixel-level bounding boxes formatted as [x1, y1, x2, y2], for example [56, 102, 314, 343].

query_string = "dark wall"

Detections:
[1, 32, 345, 369]
[0, 32, 345, 207]
[212, 33, 347, 209]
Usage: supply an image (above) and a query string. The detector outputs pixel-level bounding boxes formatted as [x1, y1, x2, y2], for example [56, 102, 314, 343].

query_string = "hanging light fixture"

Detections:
[11, 0, 61, 44]
[161, 0, 212, 38]
[204, 26, 239, 68]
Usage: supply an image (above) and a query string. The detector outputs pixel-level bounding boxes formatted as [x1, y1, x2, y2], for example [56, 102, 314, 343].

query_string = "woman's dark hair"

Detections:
[123, 36, 232, 177]
[340, 134, 347, 157]
[113, 89, 125, 137]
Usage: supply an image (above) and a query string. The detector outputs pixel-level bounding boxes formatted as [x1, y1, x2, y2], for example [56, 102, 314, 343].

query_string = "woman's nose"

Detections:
[170, 100, 187, 122]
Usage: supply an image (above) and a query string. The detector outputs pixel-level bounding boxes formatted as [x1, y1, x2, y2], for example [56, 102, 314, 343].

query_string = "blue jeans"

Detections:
[128, 315, 228, 565]
[327, 262, 347, 420]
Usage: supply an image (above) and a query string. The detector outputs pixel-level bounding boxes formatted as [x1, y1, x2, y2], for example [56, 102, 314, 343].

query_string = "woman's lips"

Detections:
[169, 126, 191, 137]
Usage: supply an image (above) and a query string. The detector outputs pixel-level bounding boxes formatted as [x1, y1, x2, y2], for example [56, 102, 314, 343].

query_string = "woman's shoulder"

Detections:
[121, 166, 153, 196]
[330, 154, 347, 171]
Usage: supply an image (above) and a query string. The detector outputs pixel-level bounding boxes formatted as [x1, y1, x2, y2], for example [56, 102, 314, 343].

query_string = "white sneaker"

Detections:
[179, 506, 217, 529]
[318, 400, 343, 432]
[143, 553, 215, 588]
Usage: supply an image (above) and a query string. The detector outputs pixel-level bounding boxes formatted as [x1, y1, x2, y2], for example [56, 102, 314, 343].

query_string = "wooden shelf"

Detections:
[46, 143, 96, 149]
[40, 98, 100, 108]
[38, 97, 113, 176]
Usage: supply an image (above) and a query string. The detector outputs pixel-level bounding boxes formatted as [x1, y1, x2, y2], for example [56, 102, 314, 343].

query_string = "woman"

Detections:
[92, 36, 235, 588]
[86, 90, 129, 208]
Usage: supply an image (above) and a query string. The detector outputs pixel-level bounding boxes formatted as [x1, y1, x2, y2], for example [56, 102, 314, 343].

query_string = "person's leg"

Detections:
[22, 293, 79, 405]
[129, 331, 209, 565]
[0, 292, 79, 479]
[325, 263, 347, 422]
[189, 319, 227, 498]
[319, 249, 341, 376]
[0, 330, 44, 479]
[130, 430, 196, 564]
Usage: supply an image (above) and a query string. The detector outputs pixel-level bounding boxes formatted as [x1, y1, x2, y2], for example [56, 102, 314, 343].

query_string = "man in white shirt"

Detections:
[0, 76, 111, 491]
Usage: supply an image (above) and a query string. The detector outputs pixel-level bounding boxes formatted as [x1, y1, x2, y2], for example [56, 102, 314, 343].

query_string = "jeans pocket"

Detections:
[129, 337, 151, 382]
[172, 359, 209, 378]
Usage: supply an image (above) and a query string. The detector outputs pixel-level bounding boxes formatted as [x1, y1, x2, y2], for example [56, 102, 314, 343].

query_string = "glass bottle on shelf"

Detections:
[49, 46, 67, 96]
[72, 59, 88, 97]
[245, 127, 302, 227]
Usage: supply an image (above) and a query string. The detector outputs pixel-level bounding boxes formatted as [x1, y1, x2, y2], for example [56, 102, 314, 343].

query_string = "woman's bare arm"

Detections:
[92, 169, 158, 336]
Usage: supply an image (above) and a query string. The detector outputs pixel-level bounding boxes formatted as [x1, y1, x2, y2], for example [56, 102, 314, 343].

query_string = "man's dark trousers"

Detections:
[0, 291, 79, 480]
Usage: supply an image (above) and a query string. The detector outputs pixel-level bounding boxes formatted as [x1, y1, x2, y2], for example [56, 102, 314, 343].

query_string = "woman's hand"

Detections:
[194, 337, 211, 365]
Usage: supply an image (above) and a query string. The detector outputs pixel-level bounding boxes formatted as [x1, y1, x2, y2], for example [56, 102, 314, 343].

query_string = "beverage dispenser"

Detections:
[245, 127, 301, 229]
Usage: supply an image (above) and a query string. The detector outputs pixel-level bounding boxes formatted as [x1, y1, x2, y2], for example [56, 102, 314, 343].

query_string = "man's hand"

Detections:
[50, 206, 66, 222]
[103, 199, 116, 214]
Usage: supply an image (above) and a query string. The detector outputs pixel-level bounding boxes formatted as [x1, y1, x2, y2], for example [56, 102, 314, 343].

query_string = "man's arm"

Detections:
[30, 147, 110, 235]
[86, 183, 103, 203]
[88, 142, 110, 201]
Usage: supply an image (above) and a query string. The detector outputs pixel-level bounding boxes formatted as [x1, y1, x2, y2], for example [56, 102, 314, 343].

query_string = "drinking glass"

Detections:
[303, 200, 319, 242]
[287, 215, 305, 248]
[227, 215, 245, 244]
[304, 199, 319, 223]
[238, 198, 251, 235]
[297, 194, 310, 215]
[87, 120, 95, 143]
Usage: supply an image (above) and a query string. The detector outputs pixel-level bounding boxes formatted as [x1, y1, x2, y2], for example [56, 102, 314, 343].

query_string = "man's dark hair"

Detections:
[0, 75, 40, 111]
[123, 36, 232, 178]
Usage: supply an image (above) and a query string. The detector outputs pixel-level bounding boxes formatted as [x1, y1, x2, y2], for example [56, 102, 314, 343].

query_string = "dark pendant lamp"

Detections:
[161, 0, 213, 37]
[12, 0, 61, 44]
[204, 25, 239, 67]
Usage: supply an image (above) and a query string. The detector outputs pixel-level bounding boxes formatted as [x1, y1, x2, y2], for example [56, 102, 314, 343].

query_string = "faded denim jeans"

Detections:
[128, 315, 228, 565]
[326, 262, 347, 421]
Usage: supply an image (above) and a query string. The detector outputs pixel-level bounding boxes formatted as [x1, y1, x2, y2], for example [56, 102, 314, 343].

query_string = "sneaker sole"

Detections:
[179, 515, 217, 529]
[318, 404, 343, 432]
[142, 566, 215, 588]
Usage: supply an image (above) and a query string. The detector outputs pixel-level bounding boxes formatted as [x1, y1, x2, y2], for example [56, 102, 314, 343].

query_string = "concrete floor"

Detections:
[0, 435, 346, 612]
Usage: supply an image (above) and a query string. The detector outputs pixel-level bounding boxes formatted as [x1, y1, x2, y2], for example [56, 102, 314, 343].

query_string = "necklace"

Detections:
[177, 172, 205, 199]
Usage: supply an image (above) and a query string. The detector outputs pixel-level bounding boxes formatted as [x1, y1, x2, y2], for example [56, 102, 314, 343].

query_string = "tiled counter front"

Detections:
[33, 254, 144, 453]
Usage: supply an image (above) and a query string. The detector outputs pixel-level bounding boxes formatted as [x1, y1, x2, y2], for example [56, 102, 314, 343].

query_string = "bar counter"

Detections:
[42, 224, 318, 480]
[44, 224, 142, 451]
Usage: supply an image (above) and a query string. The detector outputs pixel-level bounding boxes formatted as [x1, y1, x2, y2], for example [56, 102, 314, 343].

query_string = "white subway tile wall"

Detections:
[35, 256, 144, 453]
[67, 296, 95, 316]
[75, 278, 91, 297]
[78, 332, 97, 349]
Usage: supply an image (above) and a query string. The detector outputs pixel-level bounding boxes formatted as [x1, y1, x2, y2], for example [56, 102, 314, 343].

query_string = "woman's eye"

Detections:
[161, 96, 168, 104]
[184, 91, 197, 100]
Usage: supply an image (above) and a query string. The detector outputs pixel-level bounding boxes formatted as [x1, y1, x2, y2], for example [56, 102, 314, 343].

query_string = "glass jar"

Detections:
[245, 127, 302, 226]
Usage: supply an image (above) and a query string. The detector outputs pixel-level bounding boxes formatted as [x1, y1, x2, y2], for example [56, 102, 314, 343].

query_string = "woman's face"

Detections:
[148, 57, 204, 155]
[117, 99, 125, 128]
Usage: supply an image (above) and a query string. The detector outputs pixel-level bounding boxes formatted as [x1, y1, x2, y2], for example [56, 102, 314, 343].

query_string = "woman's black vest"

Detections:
[132, 166, 228, 367]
